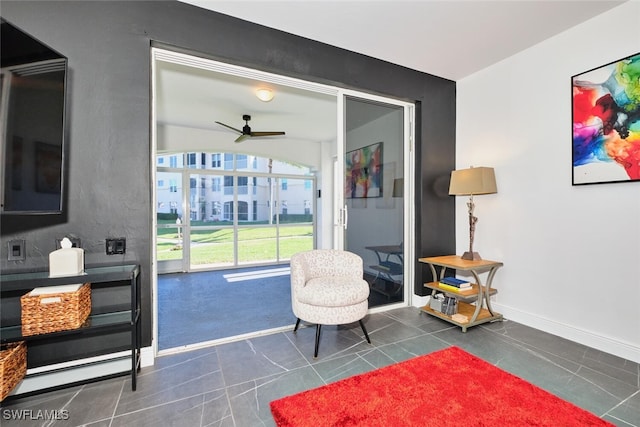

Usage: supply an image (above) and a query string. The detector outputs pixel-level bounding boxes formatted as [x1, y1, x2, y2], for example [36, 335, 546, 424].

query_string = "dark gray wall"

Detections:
[0, 1, 456, 347]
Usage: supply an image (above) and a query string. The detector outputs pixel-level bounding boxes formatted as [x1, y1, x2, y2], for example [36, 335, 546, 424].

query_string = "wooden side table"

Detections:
[418, 255, 503, 332]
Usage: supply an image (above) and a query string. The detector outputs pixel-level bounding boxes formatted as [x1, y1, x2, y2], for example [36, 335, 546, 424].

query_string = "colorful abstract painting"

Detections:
[572, 52, 640, 185]
[345, 142, 382, 198]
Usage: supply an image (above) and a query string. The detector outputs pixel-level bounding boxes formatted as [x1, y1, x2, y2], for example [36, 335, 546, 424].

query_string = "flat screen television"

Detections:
[1, 18, 68, 214]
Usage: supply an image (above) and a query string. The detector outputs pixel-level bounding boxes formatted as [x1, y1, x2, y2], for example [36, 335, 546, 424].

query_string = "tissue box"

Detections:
[21, 283, 91, 336]
[49, 238, 84, 277]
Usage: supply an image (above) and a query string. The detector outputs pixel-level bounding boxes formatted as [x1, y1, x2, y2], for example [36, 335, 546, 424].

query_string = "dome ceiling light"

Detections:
[255, 88, 274, 102]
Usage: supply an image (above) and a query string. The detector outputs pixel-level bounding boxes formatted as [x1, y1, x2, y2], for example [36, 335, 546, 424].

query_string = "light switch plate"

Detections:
[8, 239, 26, 261]
[106, 238, 126, 255]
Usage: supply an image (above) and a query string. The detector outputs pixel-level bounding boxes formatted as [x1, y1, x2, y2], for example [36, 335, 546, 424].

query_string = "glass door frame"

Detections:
[151, 47, 415, 356]
[335, 90, 415, 310]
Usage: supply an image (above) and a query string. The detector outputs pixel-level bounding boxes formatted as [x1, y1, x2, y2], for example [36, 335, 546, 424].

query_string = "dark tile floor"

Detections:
[3, 307, 639, 426]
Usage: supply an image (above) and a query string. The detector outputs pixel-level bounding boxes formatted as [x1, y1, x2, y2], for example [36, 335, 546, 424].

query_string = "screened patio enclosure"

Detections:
[156, 152, 315, 273]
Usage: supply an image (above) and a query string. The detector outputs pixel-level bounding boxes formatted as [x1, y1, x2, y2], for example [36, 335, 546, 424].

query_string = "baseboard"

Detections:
[411, 294, 430, 308]
[11, 353, 132, 397]
[494, 303, 640, 364]
[141, 346, 154, 367]
[411, 297, 640, 363]
[9, 347, 155, 398]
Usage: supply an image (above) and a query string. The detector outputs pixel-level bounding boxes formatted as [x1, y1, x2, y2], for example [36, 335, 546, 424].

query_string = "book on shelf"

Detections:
[438, 283, 475, 295]
[439, 276, 471, 288]
[438, 282, 471, 290]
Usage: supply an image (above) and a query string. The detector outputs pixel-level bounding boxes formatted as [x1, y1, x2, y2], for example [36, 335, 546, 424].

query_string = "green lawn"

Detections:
[156, 223, 313, 264]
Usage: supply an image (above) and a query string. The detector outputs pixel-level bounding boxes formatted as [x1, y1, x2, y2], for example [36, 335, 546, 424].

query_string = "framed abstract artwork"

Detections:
[345, 142, 383, 198]
[572, 52, 640, 185]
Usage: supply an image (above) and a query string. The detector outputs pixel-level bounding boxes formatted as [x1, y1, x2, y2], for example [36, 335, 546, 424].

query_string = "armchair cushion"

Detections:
[297, 276, 369, 307]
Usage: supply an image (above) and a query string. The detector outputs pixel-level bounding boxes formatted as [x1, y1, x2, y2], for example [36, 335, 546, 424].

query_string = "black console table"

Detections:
[0, 264, 141, 399]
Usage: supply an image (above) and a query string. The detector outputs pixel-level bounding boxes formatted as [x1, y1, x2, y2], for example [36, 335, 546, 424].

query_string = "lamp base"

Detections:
[461, 251, 482, 261]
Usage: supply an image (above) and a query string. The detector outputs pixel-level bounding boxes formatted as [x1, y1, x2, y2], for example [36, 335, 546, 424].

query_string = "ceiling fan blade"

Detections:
[235, 134, 251, 143]
[215, 121, 243, 134]
[250, 131, 286, 137]
[221, 115, 286, 143]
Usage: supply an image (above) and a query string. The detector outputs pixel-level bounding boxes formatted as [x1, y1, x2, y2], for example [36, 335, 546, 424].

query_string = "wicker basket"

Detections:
[21, 282, 91, 336]
[1, 341, 27, 401]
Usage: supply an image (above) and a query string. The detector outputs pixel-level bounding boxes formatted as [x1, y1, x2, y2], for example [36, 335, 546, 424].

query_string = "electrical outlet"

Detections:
[8, 239, 26, 261]
[106, 238, 126, 255]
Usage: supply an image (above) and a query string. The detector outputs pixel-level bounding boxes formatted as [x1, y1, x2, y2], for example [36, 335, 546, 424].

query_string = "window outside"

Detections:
[156, 153, 314, 269]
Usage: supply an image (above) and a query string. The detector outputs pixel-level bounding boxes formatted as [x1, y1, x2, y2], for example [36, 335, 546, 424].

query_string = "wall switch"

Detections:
[106, 238, 126, 255]
[8, 239, 26, 261]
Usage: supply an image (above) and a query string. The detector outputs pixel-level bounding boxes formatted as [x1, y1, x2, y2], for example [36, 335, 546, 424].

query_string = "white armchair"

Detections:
[290, 249, 371, 357]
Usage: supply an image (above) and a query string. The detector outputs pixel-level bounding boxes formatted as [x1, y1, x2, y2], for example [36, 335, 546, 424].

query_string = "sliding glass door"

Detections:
[338, 95, 412, 307]
[152, 48, 416, 355]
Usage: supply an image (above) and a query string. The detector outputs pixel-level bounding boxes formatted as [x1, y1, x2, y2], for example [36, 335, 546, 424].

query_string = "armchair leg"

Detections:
[294, 318, 301, 332]
[359, 320, 371, 344]
[314, 324, 322, 358]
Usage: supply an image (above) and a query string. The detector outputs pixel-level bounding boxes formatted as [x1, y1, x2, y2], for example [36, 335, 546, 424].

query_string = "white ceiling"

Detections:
[180, 0, 626, 81]
[155, 57, 340, 153]
[157, 1, 626, 153]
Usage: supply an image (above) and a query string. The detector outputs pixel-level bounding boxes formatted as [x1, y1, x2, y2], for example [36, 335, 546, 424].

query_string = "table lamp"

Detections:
[449, 166, 497, 260]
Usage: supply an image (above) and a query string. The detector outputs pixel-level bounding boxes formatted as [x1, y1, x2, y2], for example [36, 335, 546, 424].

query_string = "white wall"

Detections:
[457, 1, 640, 362]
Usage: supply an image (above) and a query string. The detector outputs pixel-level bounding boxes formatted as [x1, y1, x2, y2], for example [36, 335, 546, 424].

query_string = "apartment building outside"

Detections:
[157, 152, 314, 223]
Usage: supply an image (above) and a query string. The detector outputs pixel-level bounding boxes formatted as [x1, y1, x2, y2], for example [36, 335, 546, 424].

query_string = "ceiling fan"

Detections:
[215, 114, 286, 143]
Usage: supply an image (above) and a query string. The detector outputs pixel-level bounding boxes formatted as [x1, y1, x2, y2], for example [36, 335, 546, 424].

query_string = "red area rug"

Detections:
[270, 346, 612, 426]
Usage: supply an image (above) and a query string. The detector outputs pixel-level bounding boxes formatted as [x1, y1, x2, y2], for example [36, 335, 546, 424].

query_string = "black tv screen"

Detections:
[1, 19, 67, 214]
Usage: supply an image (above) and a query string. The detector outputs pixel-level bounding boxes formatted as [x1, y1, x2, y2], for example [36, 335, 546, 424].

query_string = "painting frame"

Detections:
[345, 142, 383, 198]
[571, 51, 640, 186]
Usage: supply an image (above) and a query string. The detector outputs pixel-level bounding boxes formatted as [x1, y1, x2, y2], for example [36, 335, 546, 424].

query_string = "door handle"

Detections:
[343, 204, 348, 229]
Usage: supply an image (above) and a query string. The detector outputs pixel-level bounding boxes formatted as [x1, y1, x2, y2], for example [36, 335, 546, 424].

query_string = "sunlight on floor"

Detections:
[223, 267, 291, 282]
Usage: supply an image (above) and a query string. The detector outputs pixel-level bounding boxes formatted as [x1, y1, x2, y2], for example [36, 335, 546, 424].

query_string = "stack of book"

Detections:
[438, 277, 472, 294]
